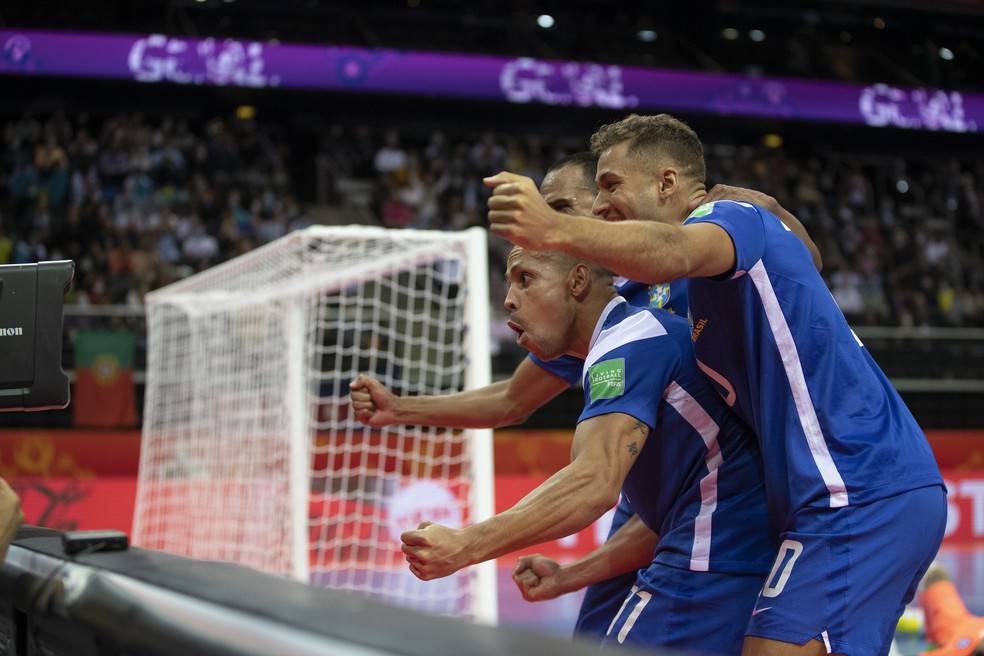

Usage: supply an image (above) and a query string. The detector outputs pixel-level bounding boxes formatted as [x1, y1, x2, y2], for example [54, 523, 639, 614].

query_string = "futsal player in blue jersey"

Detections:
[528, 156, 693, 640]
[353, 151, 816, 643]
[352, 152, 687, 640]
[396, 243, 776, 654]
[485, 113, 946, 656]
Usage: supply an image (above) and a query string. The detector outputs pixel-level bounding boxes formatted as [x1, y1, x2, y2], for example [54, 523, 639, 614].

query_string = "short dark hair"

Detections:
[589, 114, 705, 182]
[544, 151, 598, 188]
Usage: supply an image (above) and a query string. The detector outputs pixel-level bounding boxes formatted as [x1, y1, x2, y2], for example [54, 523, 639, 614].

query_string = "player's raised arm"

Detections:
[485, 174, 736, 284]
[400, 411, 649, 580]
[512, 514, 658, 602]
[349, 356, 567, 429]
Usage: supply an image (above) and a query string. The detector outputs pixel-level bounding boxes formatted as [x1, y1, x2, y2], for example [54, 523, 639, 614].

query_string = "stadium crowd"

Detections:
[2, 110, 983, 329]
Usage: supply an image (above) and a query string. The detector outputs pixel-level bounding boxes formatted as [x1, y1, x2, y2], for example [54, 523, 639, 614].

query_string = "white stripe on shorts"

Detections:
[664, 381, 723, 571]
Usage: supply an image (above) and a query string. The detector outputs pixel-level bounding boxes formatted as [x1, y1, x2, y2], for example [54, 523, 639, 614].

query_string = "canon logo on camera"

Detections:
[0, 327, 23, 337]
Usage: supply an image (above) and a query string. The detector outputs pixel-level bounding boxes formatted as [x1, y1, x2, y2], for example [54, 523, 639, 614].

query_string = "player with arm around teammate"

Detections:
[396, 243, 777, 654]
[485, 113, 946, 656]
[354, 150, 819, 642]
[353, 152, 666, 641]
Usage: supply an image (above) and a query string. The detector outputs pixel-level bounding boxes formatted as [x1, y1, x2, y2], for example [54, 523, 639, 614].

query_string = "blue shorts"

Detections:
[602, 562, 766, 655]
[745, 485, 947, 656]
[574, 496, 636, 640]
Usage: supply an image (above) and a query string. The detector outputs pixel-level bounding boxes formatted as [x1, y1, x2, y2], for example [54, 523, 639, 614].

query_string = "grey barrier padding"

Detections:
[8, 529, 668, 656]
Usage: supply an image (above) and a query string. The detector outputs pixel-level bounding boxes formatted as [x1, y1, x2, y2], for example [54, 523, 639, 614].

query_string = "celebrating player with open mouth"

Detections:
[484, 113, 947, 656]
[352, 152, 818, 650]
[396, 240, 776, 653]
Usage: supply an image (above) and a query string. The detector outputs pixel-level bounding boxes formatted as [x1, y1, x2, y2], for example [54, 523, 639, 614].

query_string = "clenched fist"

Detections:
[401, 521, 472, 581]
[484, 172, 563, 251]
[349, 374, 401, 427]
[512, 554, 569, 602]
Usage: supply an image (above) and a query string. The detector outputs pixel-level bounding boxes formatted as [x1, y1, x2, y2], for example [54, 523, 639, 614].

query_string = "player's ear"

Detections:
[659, 166, 678, 198]
[570, 263, 592, 299]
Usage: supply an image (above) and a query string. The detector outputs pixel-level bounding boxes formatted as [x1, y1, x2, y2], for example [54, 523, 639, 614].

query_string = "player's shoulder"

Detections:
[587, 304, 679, 368]
[684, 199, 763, 225]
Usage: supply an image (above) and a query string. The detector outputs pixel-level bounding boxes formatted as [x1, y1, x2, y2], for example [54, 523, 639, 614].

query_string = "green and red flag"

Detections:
[73, 331, 137, 427]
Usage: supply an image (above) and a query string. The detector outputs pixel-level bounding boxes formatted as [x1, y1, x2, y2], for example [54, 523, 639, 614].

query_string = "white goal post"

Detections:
[132, 225, 497, 623]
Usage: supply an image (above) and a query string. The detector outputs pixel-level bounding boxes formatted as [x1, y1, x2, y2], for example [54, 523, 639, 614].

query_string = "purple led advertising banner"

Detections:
[2, 29, 982, 132]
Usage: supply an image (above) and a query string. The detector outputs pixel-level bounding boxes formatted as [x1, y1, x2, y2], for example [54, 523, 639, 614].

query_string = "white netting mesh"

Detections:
[133, 226, 494, 620]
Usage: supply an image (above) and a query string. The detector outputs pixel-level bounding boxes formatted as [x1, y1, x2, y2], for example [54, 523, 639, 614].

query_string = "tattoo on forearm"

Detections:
[627, 442, 639, 456]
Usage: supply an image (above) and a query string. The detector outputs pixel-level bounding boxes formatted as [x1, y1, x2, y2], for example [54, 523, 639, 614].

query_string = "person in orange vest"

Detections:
[922, 565, 984, 656]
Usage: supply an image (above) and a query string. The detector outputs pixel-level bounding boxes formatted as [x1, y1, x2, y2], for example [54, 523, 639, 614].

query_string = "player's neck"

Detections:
[567, 291, 619, 359]
[676, 188, 707, 224]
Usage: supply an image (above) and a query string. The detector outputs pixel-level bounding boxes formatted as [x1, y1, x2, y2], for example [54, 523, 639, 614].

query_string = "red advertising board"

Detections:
[0, 429, 982, 556]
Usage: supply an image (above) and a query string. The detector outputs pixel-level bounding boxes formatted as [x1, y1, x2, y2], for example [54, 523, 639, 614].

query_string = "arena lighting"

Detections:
[235, 104, 256, 120]
[896, 179, 910, 193]
[749, 29, 766, 42]
[536, 14, 555, 29]
[939, 47, 955, 61]
[723, 27, 740, 40]
[637, 30, 657, 42]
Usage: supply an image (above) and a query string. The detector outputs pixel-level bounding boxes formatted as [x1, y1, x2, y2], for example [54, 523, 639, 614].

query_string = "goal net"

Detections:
[132, 226, 497, 623]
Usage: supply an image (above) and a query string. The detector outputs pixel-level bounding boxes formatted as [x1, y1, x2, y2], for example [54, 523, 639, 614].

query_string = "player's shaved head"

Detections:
[544, 151, 597, 190]
[541, 151, 599, 218]
[504, 245, 615, 360]
[507, 246, 611, 282]
[590, 114, 706, 183]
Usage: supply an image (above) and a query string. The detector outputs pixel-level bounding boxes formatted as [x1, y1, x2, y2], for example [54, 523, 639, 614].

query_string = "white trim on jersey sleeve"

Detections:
[748, 260, 850, 508]
[584, 310, 668, 373]
[663, 381, 723, 572]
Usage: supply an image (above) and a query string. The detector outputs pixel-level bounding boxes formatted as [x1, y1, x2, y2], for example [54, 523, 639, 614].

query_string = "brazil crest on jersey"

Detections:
[683, 200, 943, 526]
[576, 297, 774, 575]
[529, 278, 689, 386]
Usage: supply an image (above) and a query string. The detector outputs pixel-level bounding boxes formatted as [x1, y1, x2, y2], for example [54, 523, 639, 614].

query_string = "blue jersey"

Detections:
[531, 277, 689, 639]
[577, 297, 773, 575]
[572, 495, 638, 638]
[530, 278, 689, 385]
[684, 200, 943, 527]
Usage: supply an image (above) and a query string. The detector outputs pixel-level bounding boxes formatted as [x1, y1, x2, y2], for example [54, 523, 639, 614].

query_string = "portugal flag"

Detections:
[73, 331, 137, 427]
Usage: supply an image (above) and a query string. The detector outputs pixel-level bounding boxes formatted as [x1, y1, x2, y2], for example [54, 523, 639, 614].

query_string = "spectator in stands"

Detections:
[2, 112, 982, 331]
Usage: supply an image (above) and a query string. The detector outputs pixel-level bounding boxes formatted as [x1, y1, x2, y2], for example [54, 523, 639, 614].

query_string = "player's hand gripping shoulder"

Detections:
[401, 521, 470, 581]
[484, 172, 564, 250]
[697, 183, 823, 271]
[696, 184, 776, 212]
[349, 374, 401, 427]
